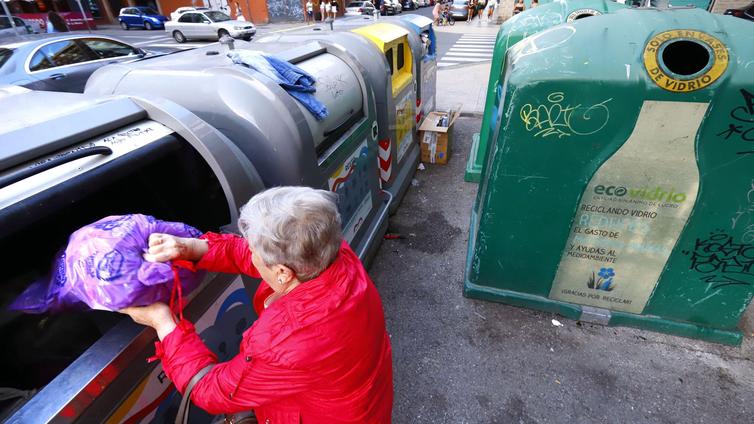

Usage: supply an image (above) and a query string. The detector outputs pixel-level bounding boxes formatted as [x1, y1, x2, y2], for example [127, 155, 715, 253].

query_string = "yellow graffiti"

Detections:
[520, 92, 612, 138]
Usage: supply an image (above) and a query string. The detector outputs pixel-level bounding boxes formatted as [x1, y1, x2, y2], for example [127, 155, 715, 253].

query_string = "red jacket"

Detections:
[154, 232, 393, 423]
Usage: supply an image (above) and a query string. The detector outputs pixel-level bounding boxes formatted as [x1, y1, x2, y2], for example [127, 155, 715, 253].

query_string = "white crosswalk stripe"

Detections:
[438, 34, 496, 68]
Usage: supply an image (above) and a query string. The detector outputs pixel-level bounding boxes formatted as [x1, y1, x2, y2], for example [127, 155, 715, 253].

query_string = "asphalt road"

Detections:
[89, 7, 464, 60]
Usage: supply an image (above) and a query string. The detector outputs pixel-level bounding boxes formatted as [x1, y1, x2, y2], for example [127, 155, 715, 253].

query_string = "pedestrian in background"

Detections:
[531, 0, 539, 7]
[320, 0, 326, 21]
[476, 0, 486, 24]
[432, 0, 441, 24]
[467, 0, 476, 23]
[46, 11, 69, 33]
[485, 0, 496, 21]
[513, 0, 525, 14]
[331, 0, 339, 18]
[306, 0, 314, 24]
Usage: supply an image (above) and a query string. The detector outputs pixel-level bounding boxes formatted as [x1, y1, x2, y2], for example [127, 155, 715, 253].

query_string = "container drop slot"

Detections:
[572, 13, 595, 20]
[661, 40, 711, 77]
[0, 146, 113, 190]
[0, 133, 231, 419]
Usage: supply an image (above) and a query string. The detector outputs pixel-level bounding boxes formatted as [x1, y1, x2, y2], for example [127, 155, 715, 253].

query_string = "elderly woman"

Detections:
[121, 187, 393, 423]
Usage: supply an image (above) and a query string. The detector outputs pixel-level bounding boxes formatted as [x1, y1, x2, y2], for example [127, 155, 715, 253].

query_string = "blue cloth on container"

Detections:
[227, 50, 328, 121]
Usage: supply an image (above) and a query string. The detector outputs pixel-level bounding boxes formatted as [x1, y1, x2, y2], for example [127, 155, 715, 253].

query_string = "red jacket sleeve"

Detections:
[195, 232, 261, 278]
[156, 320, 314, 415]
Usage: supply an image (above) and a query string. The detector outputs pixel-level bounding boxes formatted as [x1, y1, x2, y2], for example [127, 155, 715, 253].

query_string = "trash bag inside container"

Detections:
[9, 214, 205, 313]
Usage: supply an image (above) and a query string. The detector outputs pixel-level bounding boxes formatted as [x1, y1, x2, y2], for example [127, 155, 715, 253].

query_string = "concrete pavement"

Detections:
[436, 62, 491, 117]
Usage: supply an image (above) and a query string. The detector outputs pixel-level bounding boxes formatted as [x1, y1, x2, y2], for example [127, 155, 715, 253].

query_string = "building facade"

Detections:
[4, 0, 349, 25]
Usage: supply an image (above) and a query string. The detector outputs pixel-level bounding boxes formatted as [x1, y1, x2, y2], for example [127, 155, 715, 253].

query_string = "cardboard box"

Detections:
[418, 109, 460, 165]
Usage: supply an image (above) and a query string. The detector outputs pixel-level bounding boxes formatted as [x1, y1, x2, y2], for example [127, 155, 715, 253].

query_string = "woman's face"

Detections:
[250, 246, 295, 294]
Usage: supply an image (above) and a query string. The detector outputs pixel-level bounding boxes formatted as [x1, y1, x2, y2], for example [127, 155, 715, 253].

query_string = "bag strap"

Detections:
[169, 260, 196, 323]
[175, 364, 215, 424]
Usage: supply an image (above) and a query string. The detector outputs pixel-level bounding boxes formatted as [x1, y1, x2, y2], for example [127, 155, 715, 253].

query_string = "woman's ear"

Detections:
[274, 264, 296, 285]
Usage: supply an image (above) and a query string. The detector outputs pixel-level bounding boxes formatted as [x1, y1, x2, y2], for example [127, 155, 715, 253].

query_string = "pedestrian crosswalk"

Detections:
[438, 34, 496, 68]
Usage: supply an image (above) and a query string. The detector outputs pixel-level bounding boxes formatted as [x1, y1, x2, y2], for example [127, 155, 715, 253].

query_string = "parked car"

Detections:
[170, 6, 210, 21]
[165, 10, 255, 43]
[0, 34, 170, 93]
[0, 16, 35, 39]
[402, 0, 419, 10]
[724, 2, 754, 21]
[381, 0, 402, 14]
[119, 6, 168, 30]
[416, 0, 429, 7]
[450, 0, 469, 19]
[345, 1, 376, 15]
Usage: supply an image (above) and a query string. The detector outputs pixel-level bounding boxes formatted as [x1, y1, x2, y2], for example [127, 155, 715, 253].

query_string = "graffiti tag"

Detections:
[683, 231, 754, 289]
[520, 92, 612, 139]
[731, 180, 754, 244]
[717, 89, 754, 151]
[321, 74, 346, 99]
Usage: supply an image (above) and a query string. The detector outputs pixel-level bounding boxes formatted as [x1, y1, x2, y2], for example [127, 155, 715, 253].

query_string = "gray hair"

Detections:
[238, 186, 342, 281]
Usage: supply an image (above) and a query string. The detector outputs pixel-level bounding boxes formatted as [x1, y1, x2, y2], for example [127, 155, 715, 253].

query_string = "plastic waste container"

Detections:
[0, 86, 264, 422]
[350, 23, 420, 212]
[395, 14, 438, 124]
[465, 0, 629, 182]
[465, 8, 754, 345]
[86, 40, 390, 265]
[257, 29, 416, 214]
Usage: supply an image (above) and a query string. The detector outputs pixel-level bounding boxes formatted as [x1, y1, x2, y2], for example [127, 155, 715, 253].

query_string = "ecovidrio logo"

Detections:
[593, 185, 688, 203]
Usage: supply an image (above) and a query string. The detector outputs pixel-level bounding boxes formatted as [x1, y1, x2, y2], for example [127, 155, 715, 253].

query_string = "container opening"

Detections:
[385, 48, 394, 75]
[0, 135, 230, 419]
[661, 40, 710, 77]
[572, 13, 594, 20]
[397, 43, 405, 70]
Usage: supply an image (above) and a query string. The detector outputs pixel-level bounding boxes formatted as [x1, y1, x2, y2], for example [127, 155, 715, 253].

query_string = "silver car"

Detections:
[0, 16, 36, 39]
[0, 34, 169, 93]
[165, 10, 255, 43]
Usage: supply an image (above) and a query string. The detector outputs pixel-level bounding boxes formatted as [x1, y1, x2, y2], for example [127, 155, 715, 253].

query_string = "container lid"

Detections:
[352, 23, 410, 50]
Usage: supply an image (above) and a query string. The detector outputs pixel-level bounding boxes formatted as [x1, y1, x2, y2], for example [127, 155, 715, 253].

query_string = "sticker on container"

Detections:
[106, 278, 251, 424]
[643, 30, 728, 93]
[328, 140, 373, 243]
[549, 101, 708, 314]
[395, 91, 415, 162]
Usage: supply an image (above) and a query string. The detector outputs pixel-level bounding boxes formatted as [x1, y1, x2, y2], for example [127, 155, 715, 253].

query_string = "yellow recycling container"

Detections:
[352, 23, 419, 213]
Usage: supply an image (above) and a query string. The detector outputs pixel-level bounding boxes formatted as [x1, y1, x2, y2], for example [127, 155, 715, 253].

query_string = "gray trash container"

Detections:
[395, 14, 437, 122]
[86, 40, 390, 265]
[259, 29, 420, 213]
[0, 86, 265, 423]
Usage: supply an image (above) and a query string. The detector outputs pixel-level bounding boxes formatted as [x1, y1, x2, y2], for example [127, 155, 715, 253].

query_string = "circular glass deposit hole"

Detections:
[572, 13, 594, 20]
[660, 40, 711, 77]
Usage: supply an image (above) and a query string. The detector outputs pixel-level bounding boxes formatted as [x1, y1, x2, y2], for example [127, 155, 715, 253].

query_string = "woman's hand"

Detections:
[143, 233, 208, 263]
[120, 302, 177, 340]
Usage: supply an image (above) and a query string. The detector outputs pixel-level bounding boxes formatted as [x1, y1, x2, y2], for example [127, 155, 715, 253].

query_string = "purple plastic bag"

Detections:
[10, 214, 206, 313]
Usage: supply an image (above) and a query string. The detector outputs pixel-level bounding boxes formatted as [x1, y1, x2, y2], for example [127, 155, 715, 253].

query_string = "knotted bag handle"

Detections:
[169, 260, 196, 323]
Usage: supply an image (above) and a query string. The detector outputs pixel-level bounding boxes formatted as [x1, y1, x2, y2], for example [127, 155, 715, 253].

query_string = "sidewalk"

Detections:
[436, 62, 491, 117]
